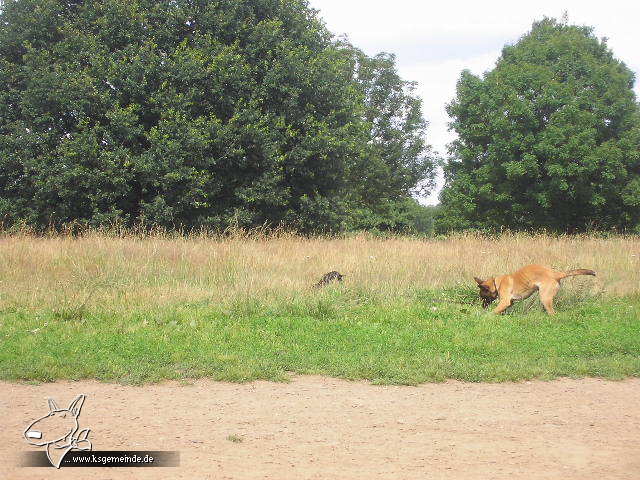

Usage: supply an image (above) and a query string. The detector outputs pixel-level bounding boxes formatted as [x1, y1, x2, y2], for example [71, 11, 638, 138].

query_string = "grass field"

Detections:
[1, 231, 639, 384]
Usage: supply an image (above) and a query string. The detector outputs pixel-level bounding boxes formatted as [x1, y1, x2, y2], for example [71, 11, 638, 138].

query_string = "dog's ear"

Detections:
[68, 395, 86, 418]
[473, 276, 484, 286]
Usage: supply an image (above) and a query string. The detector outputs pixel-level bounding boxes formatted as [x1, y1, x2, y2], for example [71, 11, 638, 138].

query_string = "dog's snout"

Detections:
[26, 430, 42, 439]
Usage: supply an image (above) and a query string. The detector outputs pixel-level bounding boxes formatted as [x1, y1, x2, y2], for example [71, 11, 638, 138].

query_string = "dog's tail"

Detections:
[558, 269, 596, 280]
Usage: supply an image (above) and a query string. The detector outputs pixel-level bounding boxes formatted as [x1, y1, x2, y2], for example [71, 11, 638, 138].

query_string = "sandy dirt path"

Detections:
[1, 376, 639, 480]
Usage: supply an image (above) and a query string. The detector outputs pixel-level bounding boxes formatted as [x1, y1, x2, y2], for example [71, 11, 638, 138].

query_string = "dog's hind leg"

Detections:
[539, 281, 560, 315]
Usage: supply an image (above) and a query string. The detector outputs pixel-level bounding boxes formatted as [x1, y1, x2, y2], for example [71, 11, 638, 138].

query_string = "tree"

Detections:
[438, 17, 640, 233]
[335, 43, 435, 231]
[0, 0, 433, 232]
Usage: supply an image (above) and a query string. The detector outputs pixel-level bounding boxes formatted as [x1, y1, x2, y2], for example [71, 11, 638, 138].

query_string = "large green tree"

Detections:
[438, 18, 640, 233]
[339, 43, 436, 231]
[0, 0, 434, 232]
[324, 43, 436, 231]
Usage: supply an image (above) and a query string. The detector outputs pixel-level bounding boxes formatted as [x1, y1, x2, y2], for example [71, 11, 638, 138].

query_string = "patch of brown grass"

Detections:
[0, 231, 637, 312]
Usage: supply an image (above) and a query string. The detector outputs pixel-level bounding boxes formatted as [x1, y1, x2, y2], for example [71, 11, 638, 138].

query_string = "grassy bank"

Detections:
[0, 232, 639, 384]
[1, 293, 639, 384]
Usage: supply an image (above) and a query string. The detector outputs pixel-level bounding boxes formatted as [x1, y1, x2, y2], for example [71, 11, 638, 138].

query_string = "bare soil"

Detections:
[2, 376, 639, 480]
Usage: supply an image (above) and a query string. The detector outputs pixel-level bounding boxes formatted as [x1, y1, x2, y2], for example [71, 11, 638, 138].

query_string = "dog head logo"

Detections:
[24, 394, 92, 468]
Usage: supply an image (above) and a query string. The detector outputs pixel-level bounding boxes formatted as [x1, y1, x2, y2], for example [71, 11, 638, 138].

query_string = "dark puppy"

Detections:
[313, 271, 345, 289]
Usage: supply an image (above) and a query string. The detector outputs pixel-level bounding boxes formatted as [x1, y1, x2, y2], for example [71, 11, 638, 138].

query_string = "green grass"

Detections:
[1, 289, 639, 385]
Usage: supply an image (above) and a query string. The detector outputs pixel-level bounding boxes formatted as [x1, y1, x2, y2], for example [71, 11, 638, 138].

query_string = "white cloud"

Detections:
[308, 0, 640, 205]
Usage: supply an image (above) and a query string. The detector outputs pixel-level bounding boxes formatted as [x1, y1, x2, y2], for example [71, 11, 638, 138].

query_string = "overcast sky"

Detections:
[307, 0, 640, 204]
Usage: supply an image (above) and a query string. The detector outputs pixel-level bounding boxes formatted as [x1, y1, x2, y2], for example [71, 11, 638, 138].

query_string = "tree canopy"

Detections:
[0, 0, 435, 232]
[438, 17, 640, 233]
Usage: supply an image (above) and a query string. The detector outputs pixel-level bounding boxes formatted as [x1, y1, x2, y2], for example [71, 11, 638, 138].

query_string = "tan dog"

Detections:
[474, 264, 596, 315]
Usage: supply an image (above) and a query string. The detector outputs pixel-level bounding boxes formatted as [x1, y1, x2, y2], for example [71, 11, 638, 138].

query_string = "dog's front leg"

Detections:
[492, 296, 513, 315]
[491, 279, 513, 315]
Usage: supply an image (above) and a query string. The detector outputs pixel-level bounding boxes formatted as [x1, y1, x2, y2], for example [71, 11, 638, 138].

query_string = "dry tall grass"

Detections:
[0, 231, 638, 312]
